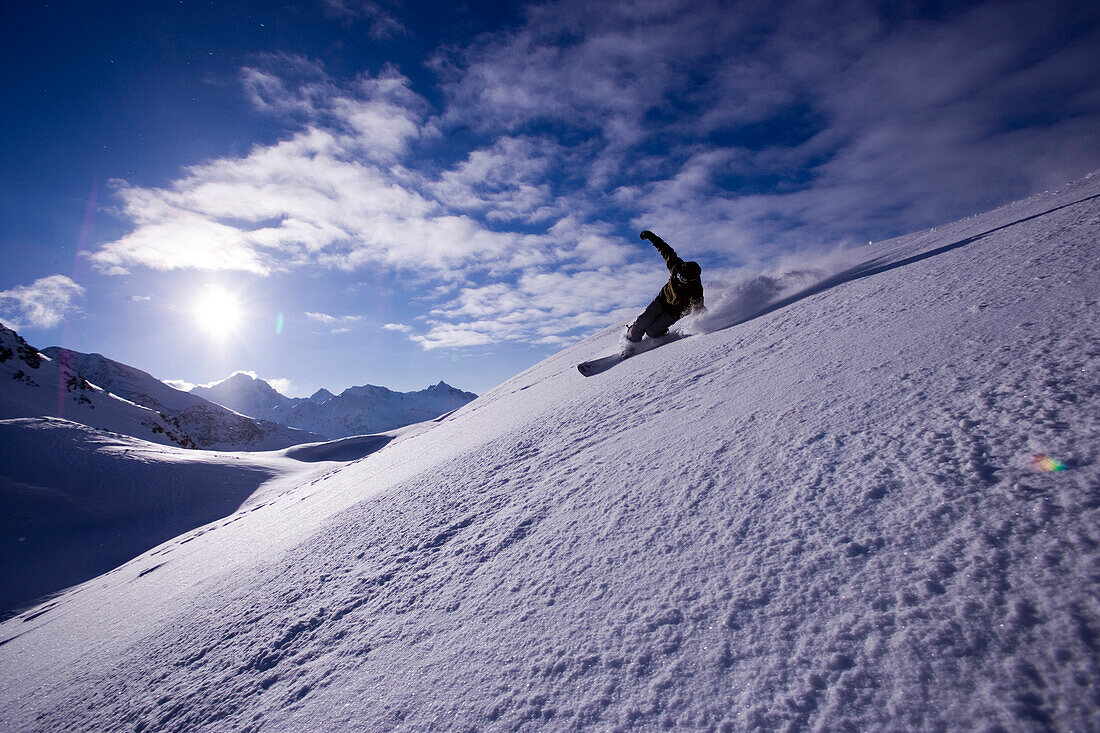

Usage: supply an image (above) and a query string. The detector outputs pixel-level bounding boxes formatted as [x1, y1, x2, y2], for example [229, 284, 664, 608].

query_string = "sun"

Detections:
[193, 286, 244, 340]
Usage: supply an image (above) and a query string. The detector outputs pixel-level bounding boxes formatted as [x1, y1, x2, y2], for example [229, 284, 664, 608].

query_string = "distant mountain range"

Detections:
[0, 322, 478, 450]
[192, 372, 478, 439]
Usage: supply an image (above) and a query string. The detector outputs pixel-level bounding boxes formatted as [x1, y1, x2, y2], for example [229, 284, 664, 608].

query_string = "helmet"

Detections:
[676, 261, 701, 282]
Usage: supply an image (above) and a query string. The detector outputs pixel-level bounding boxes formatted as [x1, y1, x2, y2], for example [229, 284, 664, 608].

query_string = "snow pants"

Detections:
[626, 298, 677, 342]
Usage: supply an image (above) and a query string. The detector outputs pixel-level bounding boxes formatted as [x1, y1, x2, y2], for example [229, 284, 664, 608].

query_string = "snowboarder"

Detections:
[624, 230, 705, 352]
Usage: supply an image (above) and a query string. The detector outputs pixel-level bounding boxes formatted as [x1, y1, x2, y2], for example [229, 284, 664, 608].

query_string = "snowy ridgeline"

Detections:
[1, 175, 1098, 731]
[0, 332, 477, 451]
[0, 334, 326, 451]
[191, 372, 478, 439]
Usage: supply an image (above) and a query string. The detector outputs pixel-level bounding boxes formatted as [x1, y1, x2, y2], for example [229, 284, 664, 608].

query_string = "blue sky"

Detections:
[2, 0, 1098, 396]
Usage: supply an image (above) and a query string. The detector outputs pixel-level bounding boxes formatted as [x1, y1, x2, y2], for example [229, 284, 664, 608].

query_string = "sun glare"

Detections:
[194, 286, 244, 340]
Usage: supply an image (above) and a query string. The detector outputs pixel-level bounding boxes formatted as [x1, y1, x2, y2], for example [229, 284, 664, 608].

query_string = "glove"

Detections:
[640, 230, 654, 241]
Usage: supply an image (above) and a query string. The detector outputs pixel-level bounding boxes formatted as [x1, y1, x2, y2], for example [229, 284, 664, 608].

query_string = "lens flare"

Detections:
[1031, 454, 1067, 472]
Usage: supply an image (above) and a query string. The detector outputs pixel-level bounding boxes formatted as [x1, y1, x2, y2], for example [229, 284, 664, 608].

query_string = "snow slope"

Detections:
[0, 417, 416, 619]
[193, 372, 478, 439]
[1, 176, 1098, 731]
[39, 348, 325, 450]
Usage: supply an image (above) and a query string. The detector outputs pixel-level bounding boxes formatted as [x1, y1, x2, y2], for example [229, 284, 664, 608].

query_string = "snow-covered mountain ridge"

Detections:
[39, 347, 326, 450]
[1, 326, 466, 451]
[1, 324, 202, 449]
[1, 175, 1097, 730]
[192, 372, 478, 439]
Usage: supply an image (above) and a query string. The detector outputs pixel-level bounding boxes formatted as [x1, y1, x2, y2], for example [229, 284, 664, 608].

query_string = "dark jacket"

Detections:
[644, 232, 704, 317]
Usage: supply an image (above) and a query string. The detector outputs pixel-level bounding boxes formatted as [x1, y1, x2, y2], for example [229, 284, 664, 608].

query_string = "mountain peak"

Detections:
[341, 384, 389, 398]
[424, 381, 477, 400]
[226, 371, 264, 386]
[190, 372, 292, 420]
[309, 388, 335, 403]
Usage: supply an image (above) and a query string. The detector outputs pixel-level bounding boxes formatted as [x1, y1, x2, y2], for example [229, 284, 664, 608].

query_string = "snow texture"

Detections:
[1, 175, 1098, 731]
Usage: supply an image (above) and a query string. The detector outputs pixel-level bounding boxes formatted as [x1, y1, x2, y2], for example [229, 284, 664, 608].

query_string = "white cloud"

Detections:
[382, 322, 412, 332]
[439, 0, 1100, 253]
[321, 0, 405, 38]
[306, 311, 363, 334]
[305, 311, 362, 325]
[430, 136, 562, 223]
[267, 377, 295, 396]
[239, 57, 423, 161]
[410, 264, 664, 350]
[90, 64, 561, 281]
[163, 378, 196, 391]
[410, 325, 497, 350]
[0, 275, 85, 330]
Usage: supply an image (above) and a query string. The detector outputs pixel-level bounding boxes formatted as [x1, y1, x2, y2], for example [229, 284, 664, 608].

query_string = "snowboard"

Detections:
[576, 333, 685, 377]
[577, 354, 624, 377]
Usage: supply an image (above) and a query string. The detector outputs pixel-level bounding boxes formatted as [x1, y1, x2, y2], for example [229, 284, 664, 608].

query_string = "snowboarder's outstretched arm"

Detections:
[640, 230, 684, 273]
